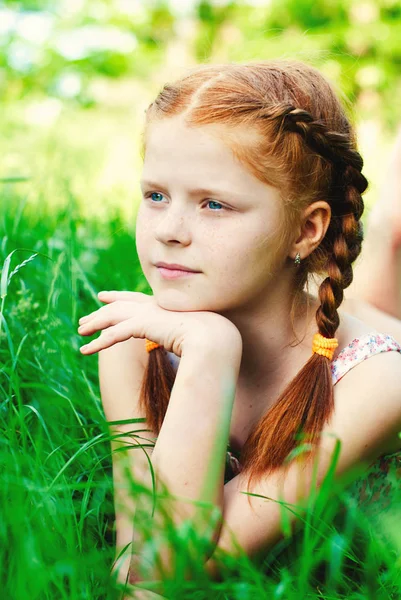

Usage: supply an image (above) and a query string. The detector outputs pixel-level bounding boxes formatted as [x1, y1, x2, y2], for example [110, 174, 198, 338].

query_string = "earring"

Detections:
[294, 252, 301, 266]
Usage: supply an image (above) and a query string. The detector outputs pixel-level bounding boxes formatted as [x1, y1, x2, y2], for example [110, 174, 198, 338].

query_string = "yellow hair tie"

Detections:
[312, 332, 338, 361]
[147, 334, 338, 359]
[145, 338, 161, 353]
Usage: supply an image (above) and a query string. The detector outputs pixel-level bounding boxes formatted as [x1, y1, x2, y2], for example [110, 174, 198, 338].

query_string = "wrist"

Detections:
[181, 329, 242, 397]
[183, 325, 243, 362]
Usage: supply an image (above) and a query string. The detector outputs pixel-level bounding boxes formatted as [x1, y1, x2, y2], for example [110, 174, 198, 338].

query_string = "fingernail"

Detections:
[80, 345, 89, 352]
[79, 317, 87, 324]
[98, 291, 110, 296]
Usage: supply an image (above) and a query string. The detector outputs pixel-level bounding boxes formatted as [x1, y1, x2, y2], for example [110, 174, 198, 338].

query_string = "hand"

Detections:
[77, 291, 241, 357]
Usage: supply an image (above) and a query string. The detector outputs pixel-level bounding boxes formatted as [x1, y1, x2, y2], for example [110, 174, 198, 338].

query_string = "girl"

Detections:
[77, 60, 401, 596]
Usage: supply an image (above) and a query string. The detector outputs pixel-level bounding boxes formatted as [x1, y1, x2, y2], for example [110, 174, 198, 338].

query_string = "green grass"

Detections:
[1, 1, 401, 592]
[1, 170, 401, 599]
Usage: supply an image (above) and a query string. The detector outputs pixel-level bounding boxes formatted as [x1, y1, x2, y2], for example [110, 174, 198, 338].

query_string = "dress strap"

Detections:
[331, 332, 401, 386]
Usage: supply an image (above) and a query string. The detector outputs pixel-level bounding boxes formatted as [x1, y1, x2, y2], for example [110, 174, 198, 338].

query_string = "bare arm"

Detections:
[129, 329, 243, 586]
[98, 325, 243, 592]
[98, 337, 156, 586]
[205, 349, 401, 578]
[97, 309, 401, 594]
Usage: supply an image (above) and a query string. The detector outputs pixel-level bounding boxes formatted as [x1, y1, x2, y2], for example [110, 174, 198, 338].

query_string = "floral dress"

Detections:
[224, 332, 401, 515]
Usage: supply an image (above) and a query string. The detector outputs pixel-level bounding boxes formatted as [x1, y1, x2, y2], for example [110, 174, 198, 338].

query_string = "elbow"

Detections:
[176, 517, 227, 582]
[127, 502, 224, 585]
[200, 516, 225, 582]
[200, 502, 224, 561]
[204, 555, 224, 582]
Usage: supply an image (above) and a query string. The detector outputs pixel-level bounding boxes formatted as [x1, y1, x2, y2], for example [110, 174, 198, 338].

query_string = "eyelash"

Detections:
[143, 192, 229, 212]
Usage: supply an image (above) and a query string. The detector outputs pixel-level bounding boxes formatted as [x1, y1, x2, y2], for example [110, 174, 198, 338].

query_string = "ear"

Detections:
[289, 201, 331, 261]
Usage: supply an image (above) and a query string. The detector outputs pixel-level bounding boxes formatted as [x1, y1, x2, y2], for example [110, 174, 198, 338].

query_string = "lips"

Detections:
[155, 262, 199, 273]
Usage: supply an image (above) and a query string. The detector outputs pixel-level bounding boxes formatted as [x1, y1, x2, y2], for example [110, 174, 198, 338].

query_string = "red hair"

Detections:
[137, 60, 367, 489]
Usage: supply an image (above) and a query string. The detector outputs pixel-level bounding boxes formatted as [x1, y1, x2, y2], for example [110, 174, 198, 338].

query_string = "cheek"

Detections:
[251, 221, 288, 268]
[135, 229, 146, 264]
[135, 237, 153, 284]
[210, 228, 285, 299]
[212, 230, 277, 274]
[135, 209, 151, 262]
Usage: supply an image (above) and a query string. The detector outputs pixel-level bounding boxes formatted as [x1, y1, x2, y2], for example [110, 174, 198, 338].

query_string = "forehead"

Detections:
[141, 117, 270, 196]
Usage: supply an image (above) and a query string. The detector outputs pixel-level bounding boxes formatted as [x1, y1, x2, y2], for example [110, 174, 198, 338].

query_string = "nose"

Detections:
[154, 205, 192, 245]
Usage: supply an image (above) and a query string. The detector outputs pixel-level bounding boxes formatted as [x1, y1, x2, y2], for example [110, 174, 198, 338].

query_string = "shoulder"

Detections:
[330, 346, 401, 462]
[334, 303, 381, 352]
[339, 297, 401, 343]
[333, 303, 401, 424]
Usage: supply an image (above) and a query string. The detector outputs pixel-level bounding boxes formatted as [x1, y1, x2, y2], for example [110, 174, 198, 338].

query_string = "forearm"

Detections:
[130, 331, 242, 584]
[153, 335, 241, 505]
[110, 428, 155, 585]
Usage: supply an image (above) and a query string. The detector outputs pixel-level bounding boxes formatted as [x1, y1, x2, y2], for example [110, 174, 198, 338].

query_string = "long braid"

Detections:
[240, 106, 368, 486]
[317, 169, 366, 337]
[279, 106, 367, 338]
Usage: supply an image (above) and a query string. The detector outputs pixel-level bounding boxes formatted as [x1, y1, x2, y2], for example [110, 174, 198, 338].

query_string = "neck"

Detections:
[220, 280, 320, 391]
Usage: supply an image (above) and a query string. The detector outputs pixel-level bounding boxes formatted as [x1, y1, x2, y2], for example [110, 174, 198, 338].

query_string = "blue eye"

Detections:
[149, 192, 164, 203]
[145, 192, 226, 212]
[207, 200, 224, 211]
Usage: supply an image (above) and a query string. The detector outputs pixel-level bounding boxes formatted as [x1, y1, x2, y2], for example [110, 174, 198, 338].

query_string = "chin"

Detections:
[151, 289, 189, 308]
[151, 289, 210, 312]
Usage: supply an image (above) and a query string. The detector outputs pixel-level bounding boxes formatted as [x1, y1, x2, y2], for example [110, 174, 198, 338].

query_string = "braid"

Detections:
[279, 105, 368, 338]
[280, 106, 364, 172]
[317, 166, 366, 336]
[240, 102, 369, 487]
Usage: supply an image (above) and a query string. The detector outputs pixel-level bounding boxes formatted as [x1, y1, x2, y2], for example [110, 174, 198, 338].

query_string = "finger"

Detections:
[78, 300, 126, 331]
[78, 298, 129, 325]
[98, 291, 150, 303]
[78, 305, 108, 326]
[79, 320, 139, 355]
[79, 311, 97, 324]
[78, 303, 130, 335]
[78, 300, 140, 335]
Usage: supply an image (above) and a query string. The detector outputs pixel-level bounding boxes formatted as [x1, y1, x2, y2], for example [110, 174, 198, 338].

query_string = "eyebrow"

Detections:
[140, 180, 245, 201]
